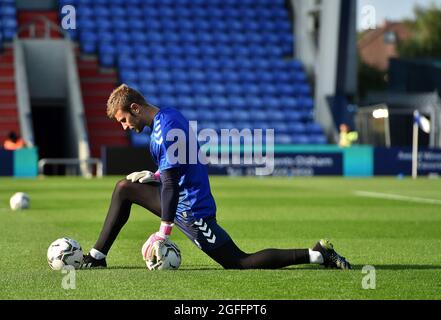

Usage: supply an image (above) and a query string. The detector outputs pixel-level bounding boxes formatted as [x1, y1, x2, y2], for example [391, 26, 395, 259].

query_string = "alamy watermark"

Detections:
[61, 5, 76, 30]
[61, 265, 76, 290]
[361, 265, 376, 290]
[360, 5, 376, 31]
[161, 121, 275, 176]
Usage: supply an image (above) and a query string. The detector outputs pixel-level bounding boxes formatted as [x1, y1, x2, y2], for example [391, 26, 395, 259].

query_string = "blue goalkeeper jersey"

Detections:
[149, 107, 217, 222]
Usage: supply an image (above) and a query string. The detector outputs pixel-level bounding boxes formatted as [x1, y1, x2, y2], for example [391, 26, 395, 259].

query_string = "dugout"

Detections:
[357, 92, 441, 148]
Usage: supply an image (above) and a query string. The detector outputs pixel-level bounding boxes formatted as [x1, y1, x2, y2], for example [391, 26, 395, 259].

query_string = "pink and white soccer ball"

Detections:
[142, 238, 181, 270]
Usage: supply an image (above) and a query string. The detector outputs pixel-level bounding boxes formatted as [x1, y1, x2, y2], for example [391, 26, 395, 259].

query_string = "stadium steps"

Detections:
[76, 52, 129, 158]
[0, 47, 20, 140]
[17, 11, 62, 38]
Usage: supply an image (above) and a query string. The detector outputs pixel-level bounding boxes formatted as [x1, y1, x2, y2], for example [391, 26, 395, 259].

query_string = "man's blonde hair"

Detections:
[106, 84, 148, 119]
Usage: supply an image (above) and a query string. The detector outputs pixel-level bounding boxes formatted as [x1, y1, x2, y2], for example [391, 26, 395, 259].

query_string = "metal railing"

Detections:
[38, 158, 103, 177]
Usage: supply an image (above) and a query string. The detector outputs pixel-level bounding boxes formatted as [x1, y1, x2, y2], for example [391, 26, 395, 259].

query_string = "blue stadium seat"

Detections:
[249, 110, 267, 122]
[111, 20, 129, 30]
[181, 109, 198, 121]
[253, 121, 272, 130]
[59, 0, 78, 6]
[272, 122, 290, 134]
[280, 97, 298, 108]
[125, 0, 143, 5]
[275, 134, 292, 145]
[95, 19, 112, 31]
[228, 96, 246, 109]
[218, 121, 236, 130]
[80, 31, 97, 53]
[109, 6, 126, 18]
[211, 96, 228, 108]
[214, 110, 233, 121]
[306, 123, 324, 134]
[272, 110, 286, 121]
[309, 135, 327, 144]
[175, 83, 192, 95]
[299, 97, 314, 109]
[113, 31, 130, 44]
[130, 31, 147, 43]
[284, 111, 303, 122]
[99, 43, 116, 67]
[135, 57, 153, 69]
[139, 83, 157, 96]
[119, 70, 138, 83]
[259, 83, 276, 95]
[289, 123, 307, 134]
[198, 121, 218, 132]
[132, 43, 149, 56]
[232, 110, 250, 121]
[193, 95, 212, 109]
[93, 6, 111, 18]
[131, 130, 150, 148]
[76, 6, 93, 17]
[192, 83, 209, 95]
[197, 111, 217, 123]
[244, 96, 264, 109]
[1, 5, 16, 17]
[208, 84, 225, 95]
[97, 31, 113, 43]
[290, 135, 310, 145]
[261, 97, 280, 109]
[176, 96, 195, 108]
[159, 96, 177, 108]
[171, 70, 188, 82]
[157, 83, 175, 95]
[114, 43, 132, 58]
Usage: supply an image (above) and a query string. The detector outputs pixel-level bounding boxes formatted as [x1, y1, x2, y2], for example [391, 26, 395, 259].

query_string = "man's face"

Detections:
[114, 106, 145, 133]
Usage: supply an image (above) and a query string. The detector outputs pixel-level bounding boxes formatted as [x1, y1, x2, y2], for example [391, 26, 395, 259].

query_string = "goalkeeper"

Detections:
[81, 84, 351, 270]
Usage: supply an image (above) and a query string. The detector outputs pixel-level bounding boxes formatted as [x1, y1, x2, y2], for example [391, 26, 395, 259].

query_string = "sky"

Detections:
[357, 0, 441, 30]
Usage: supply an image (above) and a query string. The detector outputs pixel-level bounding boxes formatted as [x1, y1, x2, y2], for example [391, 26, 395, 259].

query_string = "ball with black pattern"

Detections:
[47, 238, 83, 270]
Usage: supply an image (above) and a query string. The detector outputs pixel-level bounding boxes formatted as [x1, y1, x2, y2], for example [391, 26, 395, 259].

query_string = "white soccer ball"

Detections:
[47, 238, 83, 270]
[143, 238, 181, 271]
[9, 192, 30, 211]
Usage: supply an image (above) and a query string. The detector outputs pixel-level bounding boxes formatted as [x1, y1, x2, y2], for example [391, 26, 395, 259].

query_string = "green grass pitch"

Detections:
[0, 176, 440, 300]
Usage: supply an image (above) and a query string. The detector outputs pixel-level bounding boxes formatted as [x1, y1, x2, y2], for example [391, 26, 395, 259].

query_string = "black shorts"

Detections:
[174, 213, 232, 252]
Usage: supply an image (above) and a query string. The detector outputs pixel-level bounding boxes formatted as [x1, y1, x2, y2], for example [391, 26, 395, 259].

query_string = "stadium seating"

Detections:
[0, 0, 19, 141]
[59, 0, 327, 146]
[0, 0, 17, 44]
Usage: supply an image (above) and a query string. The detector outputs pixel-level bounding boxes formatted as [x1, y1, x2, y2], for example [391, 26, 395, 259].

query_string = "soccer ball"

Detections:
[143, 238, 181, 271]
[47, 238, 83, 270]
[9, 192, 30, 211]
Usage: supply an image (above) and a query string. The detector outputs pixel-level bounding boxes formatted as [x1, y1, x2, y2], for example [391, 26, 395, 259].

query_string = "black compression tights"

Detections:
[94, 179, 310, 269]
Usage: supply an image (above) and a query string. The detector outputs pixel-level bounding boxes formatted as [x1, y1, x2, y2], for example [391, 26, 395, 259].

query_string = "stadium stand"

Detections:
[0, 0, 19, 141]
[59, 0, 326, 147]
[77, 51, 129, 158]
[0, 0, 17, 43]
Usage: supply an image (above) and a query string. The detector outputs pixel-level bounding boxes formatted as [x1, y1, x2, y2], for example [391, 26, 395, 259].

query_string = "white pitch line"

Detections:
[355, 191, 441, 205]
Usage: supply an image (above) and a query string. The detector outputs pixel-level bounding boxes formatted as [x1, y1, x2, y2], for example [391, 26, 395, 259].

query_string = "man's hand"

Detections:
[126, 170, 160, 184]
[141, 222, 174, 261]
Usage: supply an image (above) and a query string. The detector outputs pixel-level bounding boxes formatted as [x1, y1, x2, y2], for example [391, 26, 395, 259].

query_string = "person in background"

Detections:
[3, 131, 26, 151]
[338, 124, 358, 148]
